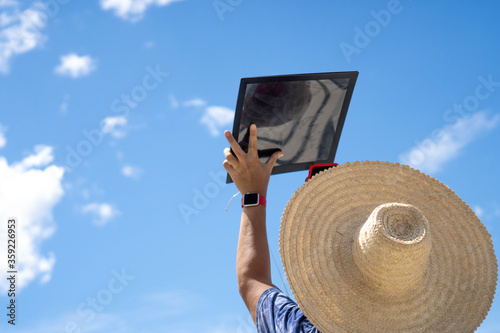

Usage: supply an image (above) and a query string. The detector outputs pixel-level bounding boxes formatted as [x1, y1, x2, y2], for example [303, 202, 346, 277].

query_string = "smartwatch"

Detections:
[241, 193, 266, 208]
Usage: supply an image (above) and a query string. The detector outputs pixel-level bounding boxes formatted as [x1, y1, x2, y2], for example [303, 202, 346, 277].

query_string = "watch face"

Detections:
[243, 193, 259, 206]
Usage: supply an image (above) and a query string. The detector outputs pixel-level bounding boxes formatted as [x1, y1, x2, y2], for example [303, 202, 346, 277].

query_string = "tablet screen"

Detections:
[227, 72, 358, 183]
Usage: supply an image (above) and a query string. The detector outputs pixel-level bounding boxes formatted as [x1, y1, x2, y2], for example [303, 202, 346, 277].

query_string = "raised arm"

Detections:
[223, 124, 283, 323]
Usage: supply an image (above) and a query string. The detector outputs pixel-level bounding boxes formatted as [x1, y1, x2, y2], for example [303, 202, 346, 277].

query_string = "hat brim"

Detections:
[280, 161, 497, 333]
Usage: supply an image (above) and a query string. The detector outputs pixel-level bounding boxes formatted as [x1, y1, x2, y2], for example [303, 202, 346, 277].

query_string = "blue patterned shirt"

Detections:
[256, 288, 321, 333]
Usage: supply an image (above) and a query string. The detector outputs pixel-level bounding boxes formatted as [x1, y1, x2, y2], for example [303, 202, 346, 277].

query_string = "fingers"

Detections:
[247, 124, 258, 156]
[222, 159, 234, 172]
[224, 130, 246, 160]
[224, 147, 238, 165]
[265, 150, 284, 173]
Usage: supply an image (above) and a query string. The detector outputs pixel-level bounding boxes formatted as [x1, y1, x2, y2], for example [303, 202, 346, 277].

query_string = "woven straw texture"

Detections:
[279, 161, 497, 333]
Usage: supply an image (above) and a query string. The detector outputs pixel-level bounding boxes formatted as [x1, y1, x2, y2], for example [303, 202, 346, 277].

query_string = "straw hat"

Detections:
[279, 161, 497, 333]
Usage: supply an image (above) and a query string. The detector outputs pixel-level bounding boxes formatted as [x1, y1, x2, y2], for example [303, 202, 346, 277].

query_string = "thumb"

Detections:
[265, 151, 283, 172]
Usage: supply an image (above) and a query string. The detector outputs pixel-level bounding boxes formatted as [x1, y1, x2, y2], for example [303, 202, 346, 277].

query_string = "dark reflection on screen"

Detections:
[237, 78, 350, 165]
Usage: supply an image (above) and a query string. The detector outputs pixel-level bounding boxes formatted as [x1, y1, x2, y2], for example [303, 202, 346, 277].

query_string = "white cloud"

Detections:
[168, 94, 179, 109]
[0, 1, 19, 8]
[0, 145, 64, 292]
[0, 1, 47, 73]
[19, 144, 54, 168]
[200, 106, 234, 137]
[59, 94, 70, 114]
[473, 205, 484, 218]
[399, 111, 500, 173]
[0, 123, 6, 148]
[183, 98, 207, 108]
[179, 97, 234, 136]
[54, 53, 97, 78]
[101, 116, 127, 138]
[82, 202, 120, 226]
[473, 203, 500, 222]
[100, 0, 183, 23]
[121, 164, 143, 179]
[59, 100, 68, 113]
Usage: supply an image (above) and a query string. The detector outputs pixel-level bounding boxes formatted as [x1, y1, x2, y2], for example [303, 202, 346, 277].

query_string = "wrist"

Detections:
[239, 187, 267, 198]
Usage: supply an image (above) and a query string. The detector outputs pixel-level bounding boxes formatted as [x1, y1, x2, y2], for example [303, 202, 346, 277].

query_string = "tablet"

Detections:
[227, 71, 358, 183]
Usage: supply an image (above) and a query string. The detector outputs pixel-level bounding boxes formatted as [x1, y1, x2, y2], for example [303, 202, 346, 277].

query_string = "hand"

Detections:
[223, 124, 283, 197]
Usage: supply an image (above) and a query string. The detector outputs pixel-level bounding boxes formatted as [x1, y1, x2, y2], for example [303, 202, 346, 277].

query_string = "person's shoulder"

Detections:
[257, 287, 281, 310]
[257, 288, 322, 332]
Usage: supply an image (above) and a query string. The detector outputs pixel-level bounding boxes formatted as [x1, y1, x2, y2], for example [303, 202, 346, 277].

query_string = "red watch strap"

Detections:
[258, 195, 266, 207]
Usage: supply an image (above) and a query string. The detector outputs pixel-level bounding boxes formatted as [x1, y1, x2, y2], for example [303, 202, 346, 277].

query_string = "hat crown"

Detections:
[352, 203, 432, 296]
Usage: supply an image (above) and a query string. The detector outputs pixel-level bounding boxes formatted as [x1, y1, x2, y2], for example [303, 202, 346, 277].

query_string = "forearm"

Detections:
[236, 205, 272, 287]
[236, 204, 276, 321]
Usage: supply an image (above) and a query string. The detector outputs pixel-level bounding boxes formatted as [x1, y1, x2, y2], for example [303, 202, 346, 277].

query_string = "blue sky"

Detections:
[0, 0, 499, 332]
